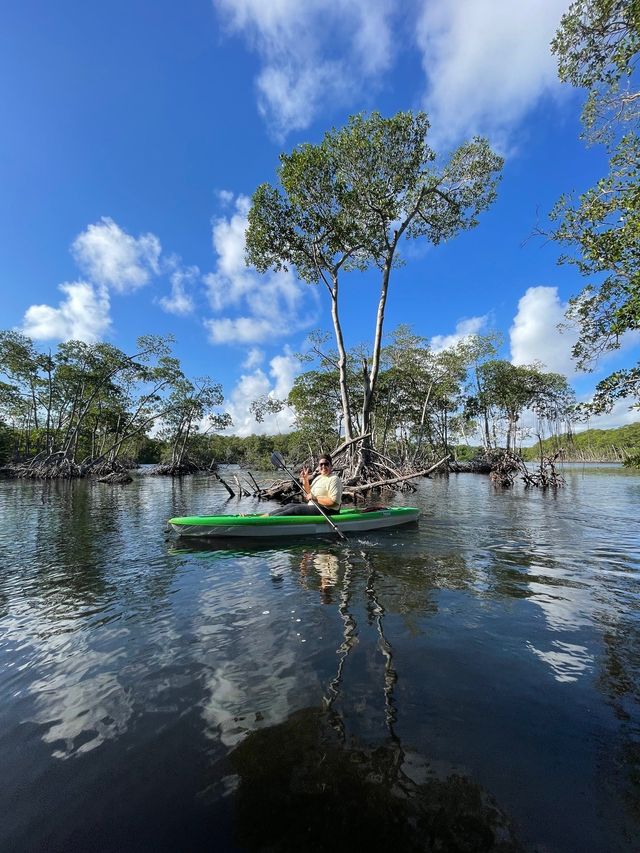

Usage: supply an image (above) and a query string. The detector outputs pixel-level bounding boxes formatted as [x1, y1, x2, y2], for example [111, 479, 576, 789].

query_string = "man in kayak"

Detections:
[268, 454, 342, 516]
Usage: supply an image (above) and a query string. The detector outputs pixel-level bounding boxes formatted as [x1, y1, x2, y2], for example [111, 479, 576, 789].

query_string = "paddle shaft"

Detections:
[271, 454, 347, 541]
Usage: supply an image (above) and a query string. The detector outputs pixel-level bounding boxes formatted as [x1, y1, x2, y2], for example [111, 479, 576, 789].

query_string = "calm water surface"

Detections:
[0, 465, 639, 852]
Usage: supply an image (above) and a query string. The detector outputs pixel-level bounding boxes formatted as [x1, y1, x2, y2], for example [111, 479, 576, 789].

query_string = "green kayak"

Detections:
[168, 506, 420, 538]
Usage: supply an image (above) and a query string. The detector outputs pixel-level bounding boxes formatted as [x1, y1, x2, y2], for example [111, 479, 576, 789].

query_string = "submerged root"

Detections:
[3, 452, 84, 480]
[2, 453, 138, 481]
[152, 459, 202, 476]
[96, 470, 133, 484]
[488, 450, 566, 489]
[521, 452, 566, 489]
[262, 434, 450, 506]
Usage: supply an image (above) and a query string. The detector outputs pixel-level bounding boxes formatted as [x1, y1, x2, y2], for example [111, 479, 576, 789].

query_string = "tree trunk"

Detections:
[361, 258, 392, 442]
[329, 272, 354, 442]
[45, 356, 53, 454]
[411, 382, 434, 465]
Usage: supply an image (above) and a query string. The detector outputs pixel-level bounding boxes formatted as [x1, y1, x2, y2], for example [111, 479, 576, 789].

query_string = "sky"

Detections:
[1, 0, 638, 438]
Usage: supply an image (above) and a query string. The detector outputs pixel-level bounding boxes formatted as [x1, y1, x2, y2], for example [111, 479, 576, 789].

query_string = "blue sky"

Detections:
[2, 0, 637, 436]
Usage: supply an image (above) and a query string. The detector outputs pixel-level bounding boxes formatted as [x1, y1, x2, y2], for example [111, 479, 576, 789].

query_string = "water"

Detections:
[0, 465, 639, 852]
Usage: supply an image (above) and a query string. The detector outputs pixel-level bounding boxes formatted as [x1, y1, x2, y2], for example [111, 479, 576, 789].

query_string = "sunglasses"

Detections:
[318, 461, 331, 468]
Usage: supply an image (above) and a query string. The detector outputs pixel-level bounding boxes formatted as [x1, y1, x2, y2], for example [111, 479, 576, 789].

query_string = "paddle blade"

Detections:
[270, 451, 285, 469]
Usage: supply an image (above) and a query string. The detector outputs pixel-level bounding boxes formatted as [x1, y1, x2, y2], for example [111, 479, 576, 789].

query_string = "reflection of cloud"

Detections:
[201, 647, 301, 748]
[35, 668, 133, 758]
[527, 640, 593, 684]
[525, 582, 592, 633]
[197, 566, 318, 748]
[3, 616, 134, 759]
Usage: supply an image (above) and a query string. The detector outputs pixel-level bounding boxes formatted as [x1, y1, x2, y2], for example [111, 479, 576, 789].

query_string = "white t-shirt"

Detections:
[310, 473, 342, 510]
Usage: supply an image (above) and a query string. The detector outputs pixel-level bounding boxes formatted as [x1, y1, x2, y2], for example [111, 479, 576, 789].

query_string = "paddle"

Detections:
[270, 452, 347, 541]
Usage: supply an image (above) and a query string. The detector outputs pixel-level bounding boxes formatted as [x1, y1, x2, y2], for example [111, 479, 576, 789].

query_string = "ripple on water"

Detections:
[0, 471, 639, 852]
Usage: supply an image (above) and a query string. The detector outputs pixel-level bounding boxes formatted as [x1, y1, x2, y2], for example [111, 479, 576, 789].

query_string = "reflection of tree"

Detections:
[227, 706, 523, 852]
[232, 550, 522, 853]
[10, 478, 180, 616]
[0, 478, 184, 760]
[324, 560, 356, 740]
[596, 622, 640, 838]
[365, 563, 398, 737]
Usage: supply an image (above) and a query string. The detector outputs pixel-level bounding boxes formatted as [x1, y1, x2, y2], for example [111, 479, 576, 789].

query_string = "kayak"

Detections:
[168, 506, 420, 538]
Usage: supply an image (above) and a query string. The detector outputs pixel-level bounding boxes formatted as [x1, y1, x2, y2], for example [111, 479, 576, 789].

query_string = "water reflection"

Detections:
[1, 469, 639, 851]
[2, 611, 135, 758]
[223, 548, 523, 851]
[526, 639, 593, 683]
[226, 706, 524, 853]
[299, 552, 339, 604]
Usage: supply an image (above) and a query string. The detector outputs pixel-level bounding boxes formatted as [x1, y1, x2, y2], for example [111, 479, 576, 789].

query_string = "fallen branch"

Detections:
[347, 455, 450, 493]
[332, 433, 371, 457]
[233, 474, 251, 497]
[368, 447, 401, 469]
[214, 471, 235, 497]
[246, 470, 262, 496]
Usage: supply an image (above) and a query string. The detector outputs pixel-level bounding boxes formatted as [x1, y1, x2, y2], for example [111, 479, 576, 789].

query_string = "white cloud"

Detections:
[159, 264, 198, 316]
[213, 0, 395, 137]
[223, 349, 300, 436]
[205, 196, 254, 311]
[216, 189, 235, 206]
[71, 217, 161, 293]
[430, 315, 489, 352]
[416, 0, 570, 148]
[574, 395, 640, 431]
[204, 194, 317, 345]
[511, 284, 639, 378]
[213, 0, 570, 145]
[269, 349, 299, 398]
[510, 286, 577, 374]
[205, 316, 273, 344]
[19, 217, 164, 344]
[21, 281, 112, 343]
[242, 347, 265, 369]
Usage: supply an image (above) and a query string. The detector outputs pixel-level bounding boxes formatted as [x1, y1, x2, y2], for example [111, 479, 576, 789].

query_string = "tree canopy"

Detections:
[551, 0, 640, 413]
[0, 331, 230, 477]
[246, 110, 502, 478]
[282, 325, 574, 465]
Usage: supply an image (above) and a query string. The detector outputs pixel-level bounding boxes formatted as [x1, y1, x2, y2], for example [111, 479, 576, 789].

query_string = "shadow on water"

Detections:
[220, 550, 524, 852]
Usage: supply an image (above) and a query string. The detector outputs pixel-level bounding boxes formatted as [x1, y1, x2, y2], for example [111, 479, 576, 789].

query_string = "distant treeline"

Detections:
[2, 328, 636, 477]
[135, 432, 481, 471]
[521, 423, 640, 466]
